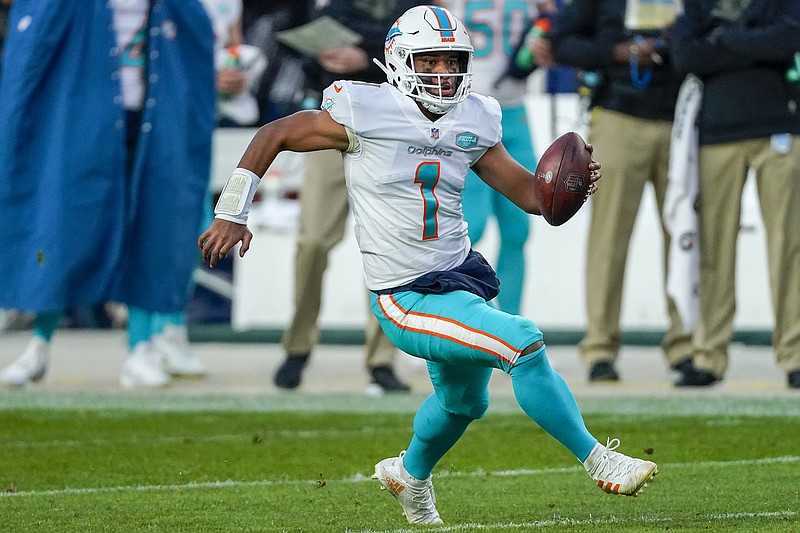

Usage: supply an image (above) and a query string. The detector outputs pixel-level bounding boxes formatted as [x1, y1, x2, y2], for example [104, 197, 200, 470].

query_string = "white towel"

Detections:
[664, 74, 703, 332]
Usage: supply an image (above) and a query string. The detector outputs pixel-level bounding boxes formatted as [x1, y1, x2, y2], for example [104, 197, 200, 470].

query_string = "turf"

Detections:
[1, 394, 798, 532]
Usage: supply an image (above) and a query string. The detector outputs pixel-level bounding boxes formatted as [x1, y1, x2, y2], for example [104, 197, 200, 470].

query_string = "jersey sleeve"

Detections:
[479, 93, 504, 147]
[321, 80, 357, 132]
[464, 93, 504, 166]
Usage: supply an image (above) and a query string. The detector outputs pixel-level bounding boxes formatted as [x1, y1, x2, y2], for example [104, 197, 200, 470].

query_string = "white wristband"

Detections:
[214, 167, 261, 225]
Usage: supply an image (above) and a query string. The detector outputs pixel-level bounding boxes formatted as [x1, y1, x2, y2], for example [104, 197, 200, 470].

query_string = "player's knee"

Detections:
[521, 340, 544, 357]
[460, 401, 489, 420]
[447, 394, 489, 420]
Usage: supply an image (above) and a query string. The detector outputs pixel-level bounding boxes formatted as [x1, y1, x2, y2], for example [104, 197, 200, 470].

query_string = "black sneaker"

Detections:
[671, 357, 694, 374]
[370, 365, 411, 393]
[588, 361, 619, 382]
[787, 370, 800, 389]
[675, 361, 719, 387]
[273, 353, 309, 389]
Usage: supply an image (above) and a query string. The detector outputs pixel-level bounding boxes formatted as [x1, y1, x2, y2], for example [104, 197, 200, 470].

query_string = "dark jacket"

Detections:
[671, 0, 800, 144]
[549, 0, 683, 121]
[305, 0, 424, 95]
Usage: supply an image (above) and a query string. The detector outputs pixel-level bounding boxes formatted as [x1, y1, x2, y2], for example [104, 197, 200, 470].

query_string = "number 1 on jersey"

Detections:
[414, 162, 441, 240]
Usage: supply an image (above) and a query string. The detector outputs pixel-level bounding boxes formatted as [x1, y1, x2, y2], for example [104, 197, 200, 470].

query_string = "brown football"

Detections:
[533, 131, 592, 226]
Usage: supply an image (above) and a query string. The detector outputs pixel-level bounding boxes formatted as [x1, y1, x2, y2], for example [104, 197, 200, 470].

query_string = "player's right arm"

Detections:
[239, 110, 351, 175]
[199, 110, 350, 267]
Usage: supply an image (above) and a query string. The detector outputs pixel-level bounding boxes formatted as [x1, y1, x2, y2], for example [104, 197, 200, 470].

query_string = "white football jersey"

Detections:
[321, 80, 503, 290]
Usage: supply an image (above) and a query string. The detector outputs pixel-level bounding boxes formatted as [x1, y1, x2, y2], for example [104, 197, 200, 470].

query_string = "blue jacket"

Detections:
[0, 0, 216, 313]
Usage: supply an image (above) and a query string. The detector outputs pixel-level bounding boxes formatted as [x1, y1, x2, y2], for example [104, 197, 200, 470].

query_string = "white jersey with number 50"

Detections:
[321, 80, 503, 290]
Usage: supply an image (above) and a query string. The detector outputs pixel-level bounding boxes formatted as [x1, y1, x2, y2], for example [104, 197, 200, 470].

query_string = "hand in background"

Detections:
[531, 37, 556, 68]
[317, 45, 369, 73]
[217, 67, 247, 97]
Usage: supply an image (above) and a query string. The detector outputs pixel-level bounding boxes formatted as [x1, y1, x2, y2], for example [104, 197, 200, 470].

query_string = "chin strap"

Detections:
[373, 57, 392, 80]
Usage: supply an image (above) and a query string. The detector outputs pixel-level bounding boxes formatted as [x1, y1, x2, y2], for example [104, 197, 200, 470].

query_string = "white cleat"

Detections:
[0, 337, 50, 387]
[120, 342, 171, 389]
[372, 451, 443, 524]
[583, 438, 659, 496]
[152, 325, 206, 377]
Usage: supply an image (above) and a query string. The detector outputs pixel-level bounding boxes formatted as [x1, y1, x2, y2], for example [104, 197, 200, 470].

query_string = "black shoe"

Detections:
[370, 365, 411, 393]
[788, 370, 800, 389]
[274, 353, 309, 389]
[588, 361, 619, 382]
[671, 357, 694, 374]
[675, 361, 719, 387]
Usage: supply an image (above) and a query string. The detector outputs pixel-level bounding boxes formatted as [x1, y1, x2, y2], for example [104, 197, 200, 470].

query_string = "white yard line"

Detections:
[3, 455, 798, 499]
[355, 510, 798, 533]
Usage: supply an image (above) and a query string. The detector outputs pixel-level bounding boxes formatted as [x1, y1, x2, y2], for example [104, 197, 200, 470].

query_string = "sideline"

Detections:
[1, 391, 799, 416]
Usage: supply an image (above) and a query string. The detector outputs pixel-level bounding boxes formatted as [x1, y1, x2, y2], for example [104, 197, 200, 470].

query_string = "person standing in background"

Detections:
[0, 0, 216, 388]
[441, 0, 544, 315]
[272, 0, 423, 393]
[670, 0, 800, 388]
[241, 0, 311, 124]
[549, 0, 694, 383]
[140, 0, 265, 382]
[203, 0, 267, 127]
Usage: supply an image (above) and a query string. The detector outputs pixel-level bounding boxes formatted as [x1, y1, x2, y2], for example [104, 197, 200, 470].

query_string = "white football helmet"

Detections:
[375, 5, 473, 114]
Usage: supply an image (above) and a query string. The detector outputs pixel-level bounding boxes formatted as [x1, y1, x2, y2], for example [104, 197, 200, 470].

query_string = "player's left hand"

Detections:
[199, 219, 253, 268]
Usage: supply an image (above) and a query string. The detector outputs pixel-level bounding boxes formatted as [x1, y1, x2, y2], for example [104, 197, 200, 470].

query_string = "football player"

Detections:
[200, 5, 655, 525]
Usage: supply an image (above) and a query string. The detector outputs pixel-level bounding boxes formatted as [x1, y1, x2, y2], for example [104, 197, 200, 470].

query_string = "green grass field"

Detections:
[1, 393, 798, 532]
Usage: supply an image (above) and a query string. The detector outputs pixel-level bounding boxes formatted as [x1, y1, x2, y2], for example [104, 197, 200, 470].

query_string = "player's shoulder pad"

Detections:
[321, 80, 390, 132]
[461, 92, 503, 145]
[465, 92, 502, 120]
[321, 80, 386, 108]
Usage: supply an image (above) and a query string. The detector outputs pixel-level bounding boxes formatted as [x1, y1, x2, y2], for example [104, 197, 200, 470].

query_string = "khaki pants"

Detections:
[281, 149, 395, 369]
[693, 136, 800, 377]
[581, 108, 693, 366]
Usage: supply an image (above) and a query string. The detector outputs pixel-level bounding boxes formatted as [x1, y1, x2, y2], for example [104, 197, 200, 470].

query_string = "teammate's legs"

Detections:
[492, 190, 529, 314]
[120, 306, 170, 388]
[127, 306, 152, 349]
[461, 168, 491, 244]
[149, 310, 205, 377]
[494, 106, 535, 313]
[0, 312, 59, 386]
[33, 312, 60, 341]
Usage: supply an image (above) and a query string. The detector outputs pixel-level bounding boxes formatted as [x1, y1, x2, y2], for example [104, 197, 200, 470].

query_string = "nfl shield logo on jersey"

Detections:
[430, 128, 440, 140]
